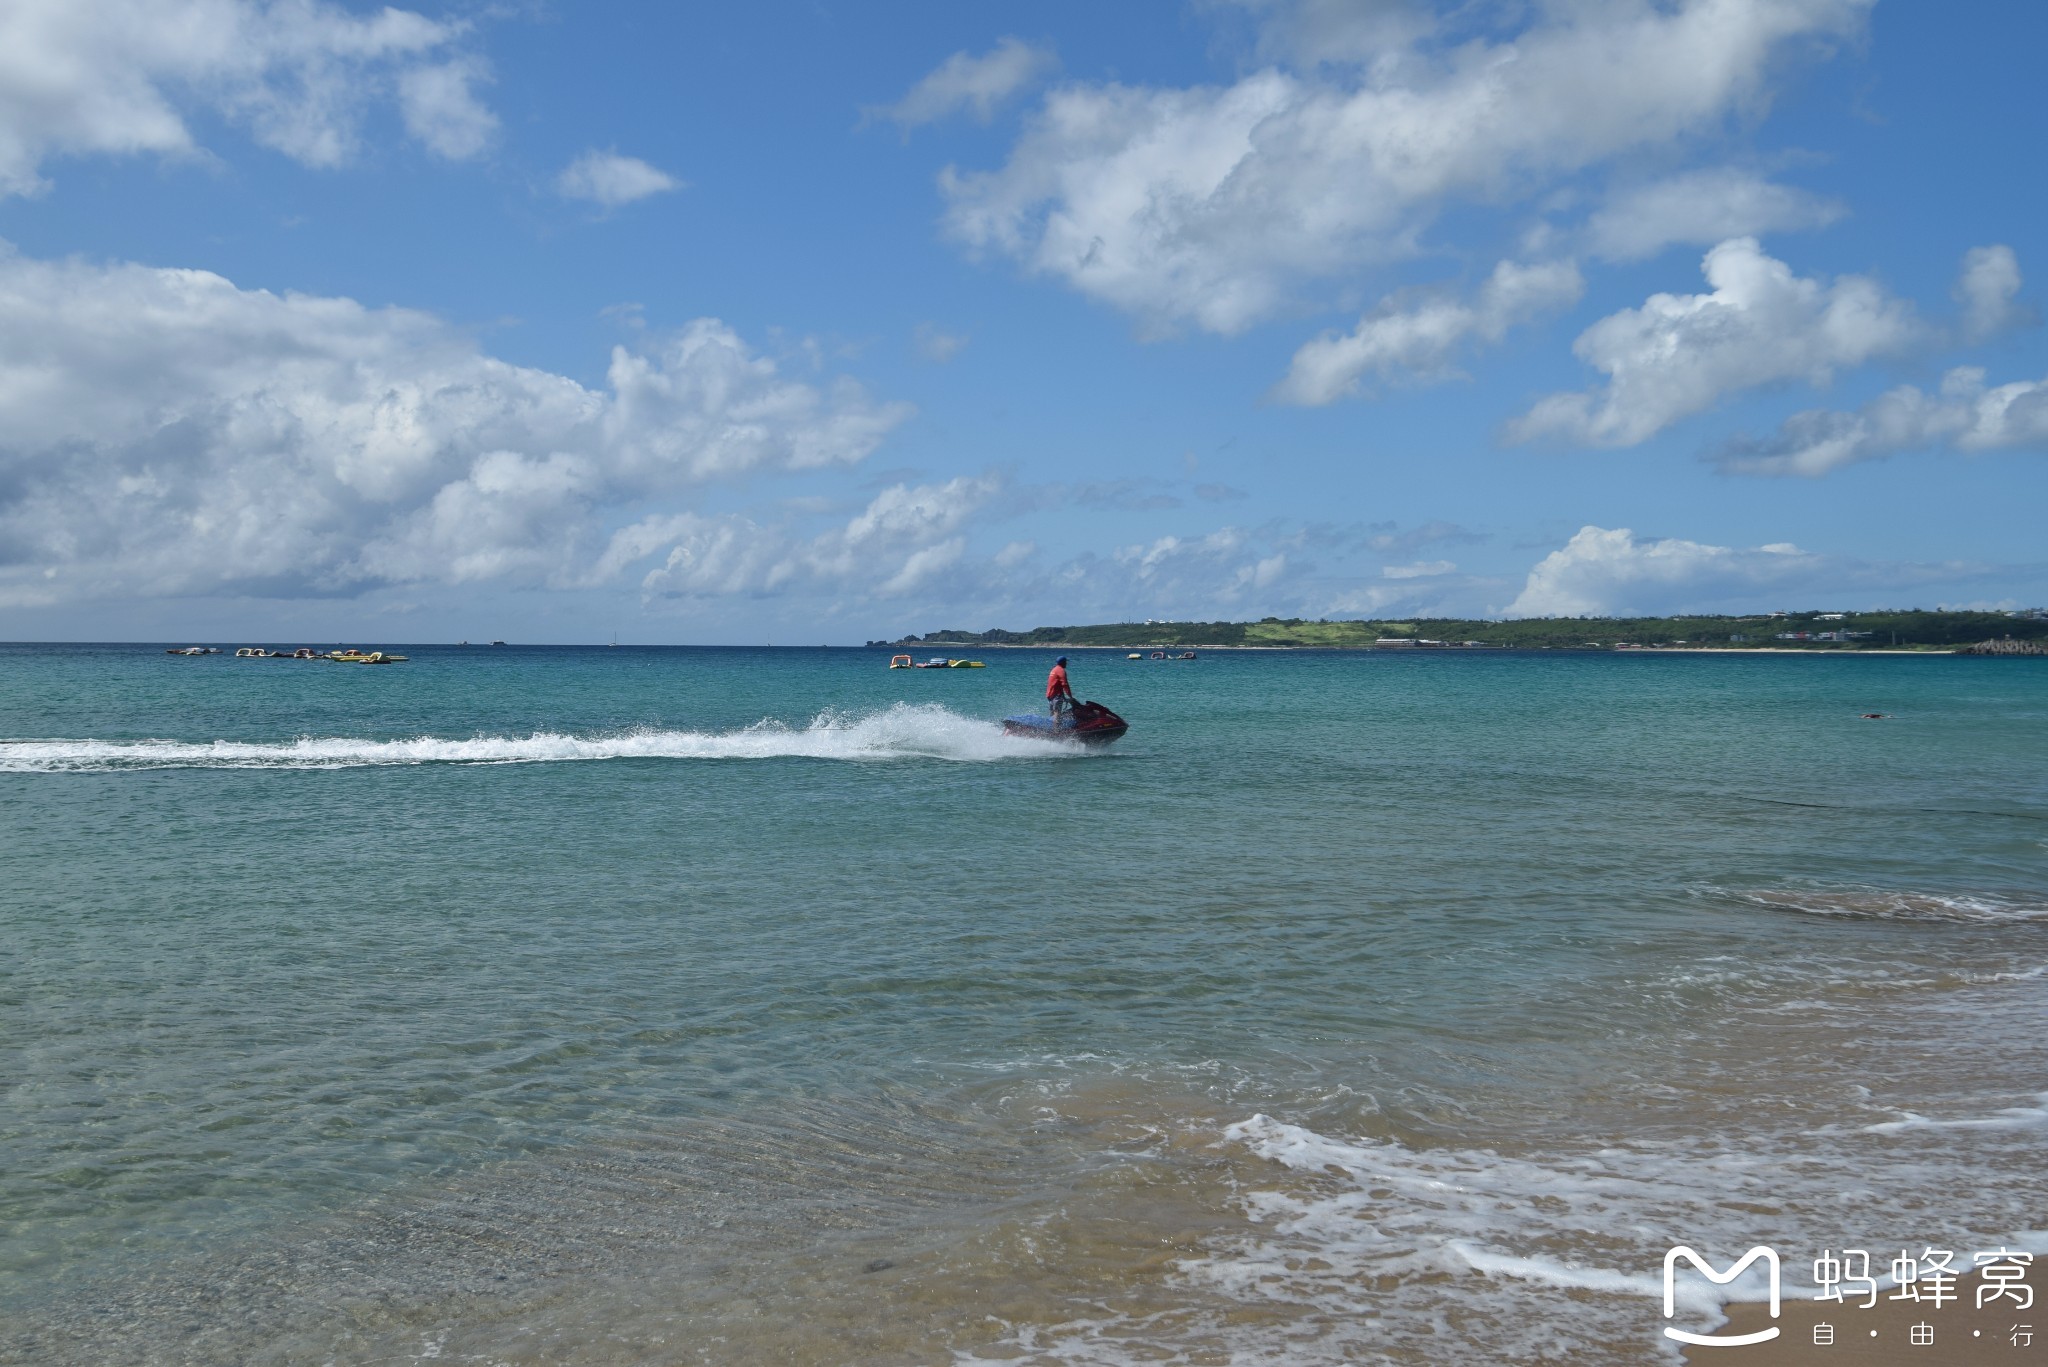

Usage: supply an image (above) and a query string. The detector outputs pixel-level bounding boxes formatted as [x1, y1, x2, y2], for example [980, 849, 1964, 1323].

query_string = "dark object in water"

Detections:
[1002, 700, 1129, 744]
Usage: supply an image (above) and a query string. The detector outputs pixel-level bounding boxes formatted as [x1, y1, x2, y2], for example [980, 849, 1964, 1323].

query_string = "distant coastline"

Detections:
[874, 609, 2048, 655]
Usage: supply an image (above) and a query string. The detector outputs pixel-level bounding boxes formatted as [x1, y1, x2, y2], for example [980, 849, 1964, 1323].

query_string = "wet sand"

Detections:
[1691, 1270, 2037, 1365]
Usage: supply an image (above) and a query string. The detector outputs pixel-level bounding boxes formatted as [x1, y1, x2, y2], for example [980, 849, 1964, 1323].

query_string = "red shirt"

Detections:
[1046, 664, 1070, 700]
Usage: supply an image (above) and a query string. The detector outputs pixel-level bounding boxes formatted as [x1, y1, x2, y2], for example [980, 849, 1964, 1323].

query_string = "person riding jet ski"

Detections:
[1003, 655, 1128, 743]
[1046, 655, 1075, 725]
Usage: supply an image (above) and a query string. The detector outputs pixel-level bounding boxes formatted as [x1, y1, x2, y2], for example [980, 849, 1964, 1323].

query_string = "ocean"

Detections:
[3, 642, 2045, 1364]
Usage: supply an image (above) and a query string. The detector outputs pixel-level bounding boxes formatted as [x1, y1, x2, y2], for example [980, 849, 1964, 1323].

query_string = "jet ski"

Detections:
[1002, 700, 1129, 745]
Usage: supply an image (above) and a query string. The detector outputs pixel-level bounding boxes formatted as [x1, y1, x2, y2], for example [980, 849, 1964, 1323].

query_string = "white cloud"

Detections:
[1272, 258, 1582, 404]
[1955, 244, 2028, 341]
[1383, 559, 1454, 579]
[878, 538, 967, 596]
[1509, 238, 1919, 447]
[1102, 527, 1292, 606]
[867, 37, 1056, 131]
[1507, 525, 1824, 616]
[942, 0, 1869, 335]
[1505, 523, 2004, 616]
[636, 476, 999, 601]
[1226, 0, 1435, 68]
[556, 149, 681, 208]
[0, 0, 494, 195]
[1586, 167, 1844, 261]
[1717, 365, 2048, 476]
[397, 57, 496, 160]
[999, 518, 1506, 623]
[914, 321, 969, 363]
[0, 243, 910, 603]
[780, 512, 1509, 628]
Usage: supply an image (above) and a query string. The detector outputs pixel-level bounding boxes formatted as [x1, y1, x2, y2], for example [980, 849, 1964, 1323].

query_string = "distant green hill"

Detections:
[874, 610, 2048, 652]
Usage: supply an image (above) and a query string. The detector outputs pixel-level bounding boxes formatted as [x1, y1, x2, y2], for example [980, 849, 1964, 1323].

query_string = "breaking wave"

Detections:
[1736, 887, 2048, 924]
[0, 704, 1085, 773]
[1863, 1093, 2048, 1134]
[1143, 1112, 2048, 1364]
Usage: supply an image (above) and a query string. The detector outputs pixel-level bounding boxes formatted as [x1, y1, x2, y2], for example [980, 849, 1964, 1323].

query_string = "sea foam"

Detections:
[1737, 887, 2048, 923]
[0, 703, 1083, 772]
[1159, 1111, 2048, 1363]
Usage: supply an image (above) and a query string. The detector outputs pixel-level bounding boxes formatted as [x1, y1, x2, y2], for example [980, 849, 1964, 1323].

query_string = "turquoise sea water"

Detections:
[3, 643, 2046, 1364]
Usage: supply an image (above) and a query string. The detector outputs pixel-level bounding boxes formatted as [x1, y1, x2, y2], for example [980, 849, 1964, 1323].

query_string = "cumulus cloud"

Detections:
[794, 511, 1512, 628]
[1107, 528, 1288, 605]
[397, 58, 496, 160]
[866, 37, 1056, 131]
[1506, 523, 2001, 616]
[1007, 517, 1506, 622]
[1273, 258, 1583, 404]
[942, 0, 1870, 335]
[1509, 238, 1920, 447]
[635, 476, 998, 600]
[1586, 167, 1844, 261]
[1227, 0, 1436, 68]
[1955, 244, 2028, 341]
[556, 149, 681, 208]
[1508, 525, 1825, 616]
[1717, 365, 2048, 476]
[0, 0, 495, 195]
[0, 243, 910, 605]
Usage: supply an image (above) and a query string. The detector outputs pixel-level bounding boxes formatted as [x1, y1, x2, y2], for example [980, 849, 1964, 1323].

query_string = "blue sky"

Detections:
[0, 0, 2042, 643]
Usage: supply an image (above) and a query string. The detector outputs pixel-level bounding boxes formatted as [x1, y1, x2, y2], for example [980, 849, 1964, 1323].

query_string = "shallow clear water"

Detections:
[3, 643, 2046, 1363]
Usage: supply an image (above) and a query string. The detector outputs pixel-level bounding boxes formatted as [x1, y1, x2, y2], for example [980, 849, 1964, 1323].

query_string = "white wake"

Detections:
[0, 704, 1082, 772]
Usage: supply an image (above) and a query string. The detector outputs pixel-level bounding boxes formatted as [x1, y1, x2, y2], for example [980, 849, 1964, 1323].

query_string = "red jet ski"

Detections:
[1002, 700, 1129, 744]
